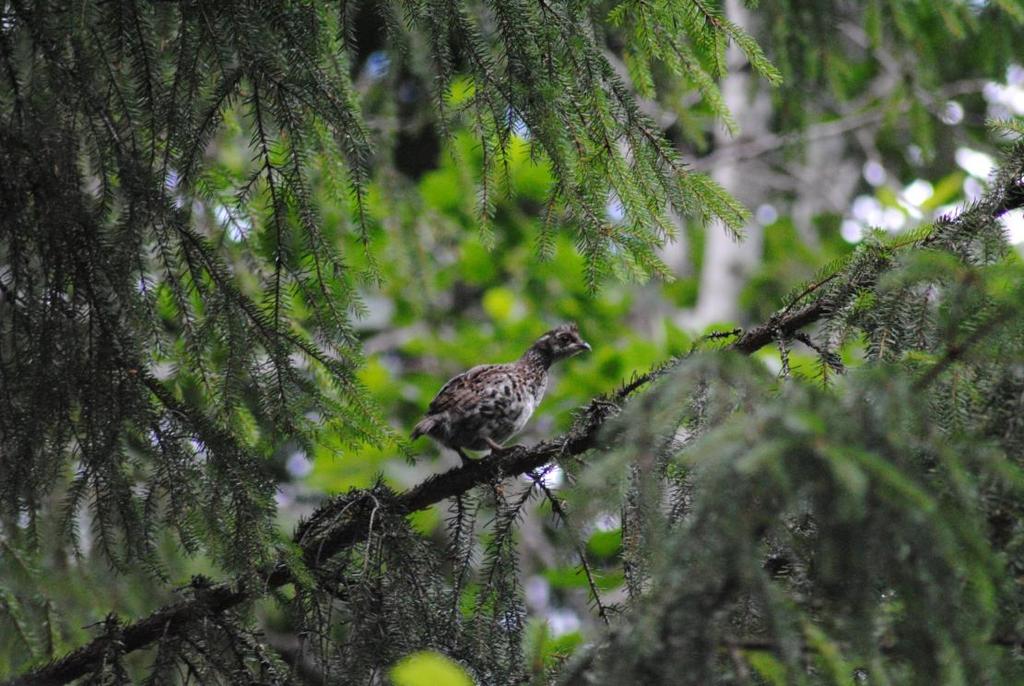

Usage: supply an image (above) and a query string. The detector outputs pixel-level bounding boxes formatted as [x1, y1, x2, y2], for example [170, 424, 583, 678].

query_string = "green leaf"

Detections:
[803, 622, 854, 685]
[921, 172, 966, 212]
[586, 528, 622, 558]
[544, 566, 624, 591]
[745, 650, 788, 686]
[390, 651, 473, 686]
[483, 287, 520, 323]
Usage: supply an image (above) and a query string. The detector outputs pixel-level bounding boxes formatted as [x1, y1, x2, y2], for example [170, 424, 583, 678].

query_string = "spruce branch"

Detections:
[911, 308, 1012, 391]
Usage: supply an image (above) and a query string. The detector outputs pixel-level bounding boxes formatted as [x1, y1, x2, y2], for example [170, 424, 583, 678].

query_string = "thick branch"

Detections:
[732, 302, 825, 354]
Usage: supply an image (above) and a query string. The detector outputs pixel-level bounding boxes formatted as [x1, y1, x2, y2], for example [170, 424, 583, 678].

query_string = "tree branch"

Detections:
[689, 78, 989, 172]
[912, 308, 1011, 391]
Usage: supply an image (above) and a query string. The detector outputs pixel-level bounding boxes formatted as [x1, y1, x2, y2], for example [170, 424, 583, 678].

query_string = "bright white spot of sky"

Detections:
[863, 159, 886, 186]
[940, 101, 964, 125]
[507, 107, 530, 138]
[902, 179, 933, 208]
[906, 144, 924, 166]
[190, 439, 208, 463]
[845, 193, 906, 243]
[596, 513, 620, 531]
[852, 195, 883, 226]
[955, 147, 995, 179]
[365, 51, 390, 80]
[756, 203, 778, 225]
[841, 219, 864, 243]
[606, 195, 625, 223]
[541, 465, 564, 489]
[522, 465, 564, 489]
[844, 65, 1024, 245]
[964, 176, 984, 202]
[275, 489, 294, 509]
[882, 207, 905, 231]
[1009, 63, 1024, 86]
[1003, 208, 1024, 244]
[526, 575, 550, 609]
[546, 608, 582, 636]
[165, 169, 186, 208]
[216, 204, 252, 241]
[984, 80, 1024, 116]
[286, 451, 313, 478]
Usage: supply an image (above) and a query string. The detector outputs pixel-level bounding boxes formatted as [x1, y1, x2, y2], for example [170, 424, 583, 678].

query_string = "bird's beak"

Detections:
[577, 341, 592, 353]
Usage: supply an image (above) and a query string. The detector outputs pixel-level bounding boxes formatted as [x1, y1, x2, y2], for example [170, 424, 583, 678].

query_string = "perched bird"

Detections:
[412, 323, 591, 464]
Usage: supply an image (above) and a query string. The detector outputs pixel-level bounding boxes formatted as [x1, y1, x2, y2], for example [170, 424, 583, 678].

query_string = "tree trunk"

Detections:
[688, 0, 771, 329]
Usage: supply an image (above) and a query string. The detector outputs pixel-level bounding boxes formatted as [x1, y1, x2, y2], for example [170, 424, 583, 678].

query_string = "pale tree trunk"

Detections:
[687, 0, 771, 329]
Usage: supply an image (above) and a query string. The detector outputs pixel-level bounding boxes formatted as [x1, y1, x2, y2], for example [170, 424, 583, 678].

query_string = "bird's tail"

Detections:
[411, 416, 439, 441]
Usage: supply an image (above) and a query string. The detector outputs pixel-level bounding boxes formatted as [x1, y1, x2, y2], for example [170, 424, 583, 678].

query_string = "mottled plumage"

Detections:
[412, 323, 591, 463]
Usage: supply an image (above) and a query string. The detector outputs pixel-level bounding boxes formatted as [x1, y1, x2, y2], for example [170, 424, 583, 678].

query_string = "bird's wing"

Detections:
[425, 364, 510, 415]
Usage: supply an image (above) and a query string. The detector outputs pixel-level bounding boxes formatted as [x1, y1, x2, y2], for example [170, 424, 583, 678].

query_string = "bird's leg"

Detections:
[483, 436, 506, 455]
[455, 447, 474, 466]
[484, 436, 523, 456]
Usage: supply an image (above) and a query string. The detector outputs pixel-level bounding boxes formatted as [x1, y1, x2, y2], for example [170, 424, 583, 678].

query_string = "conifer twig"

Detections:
[912, 309, 1011, 391]
[530, 470, 612, 626]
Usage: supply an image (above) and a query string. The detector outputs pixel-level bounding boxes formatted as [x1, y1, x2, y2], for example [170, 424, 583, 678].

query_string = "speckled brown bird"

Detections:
[412, 323, 591, 464]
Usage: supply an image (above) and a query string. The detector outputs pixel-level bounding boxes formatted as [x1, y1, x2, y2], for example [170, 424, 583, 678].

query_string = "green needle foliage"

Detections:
[3, 1, 1024, 685]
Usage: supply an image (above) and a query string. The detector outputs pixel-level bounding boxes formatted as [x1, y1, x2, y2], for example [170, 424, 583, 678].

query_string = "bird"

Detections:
[411, 323, 591, 464]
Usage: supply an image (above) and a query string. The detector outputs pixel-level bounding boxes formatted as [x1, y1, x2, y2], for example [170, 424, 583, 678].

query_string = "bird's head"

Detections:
[528, 323, 591, 364]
